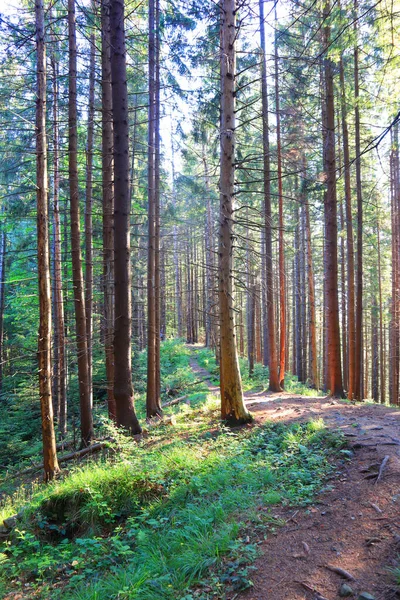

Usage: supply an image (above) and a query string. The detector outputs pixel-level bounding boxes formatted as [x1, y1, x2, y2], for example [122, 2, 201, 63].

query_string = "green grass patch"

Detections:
[0, 414, 346, 599]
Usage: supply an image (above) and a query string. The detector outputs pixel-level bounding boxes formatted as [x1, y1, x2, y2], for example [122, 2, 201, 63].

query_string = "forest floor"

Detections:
[1, 345, 400, 600]
[190, 347, 400, 600]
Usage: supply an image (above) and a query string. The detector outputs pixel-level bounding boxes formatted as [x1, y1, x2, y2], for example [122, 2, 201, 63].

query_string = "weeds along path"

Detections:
[188, 346, 400, 599]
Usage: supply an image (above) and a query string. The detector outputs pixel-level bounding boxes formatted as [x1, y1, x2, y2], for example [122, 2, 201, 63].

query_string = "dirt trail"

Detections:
[188, 349, 400, 600]
[240, 395, 400, 600]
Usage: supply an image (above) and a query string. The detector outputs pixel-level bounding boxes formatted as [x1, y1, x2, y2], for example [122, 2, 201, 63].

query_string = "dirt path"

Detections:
[188, 349, 400, 599]
[239, 395, 400, 600]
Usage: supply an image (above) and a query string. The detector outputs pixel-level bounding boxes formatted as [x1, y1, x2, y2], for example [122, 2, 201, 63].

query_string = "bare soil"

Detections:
[238, 392, 400, 600]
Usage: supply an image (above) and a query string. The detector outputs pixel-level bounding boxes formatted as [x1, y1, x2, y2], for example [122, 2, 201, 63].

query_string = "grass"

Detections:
[0, 341, 347, 599]
[0, 413, 346, 599]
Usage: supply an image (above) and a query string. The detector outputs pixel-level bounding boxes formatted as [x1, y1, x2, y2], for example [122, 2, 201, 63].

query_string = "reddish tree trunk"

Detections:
[322, 2, 344, 397]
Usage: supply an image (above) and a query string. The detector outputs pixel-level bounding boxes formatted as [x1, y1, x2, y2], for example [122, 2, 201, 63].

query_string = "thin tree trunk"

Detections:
[274, 6, 286, 388]
[294, 206, 302, 380]
[110, 0, 141, 432]
[259, 0, 280, 391]
[36, 0, 59, 480]
[354, 1, 363, 401]
[391, 125, 400, 405]
[154, 0, 161, 410]
[171, 136, 182, 338]
[0, 231, 6, 394]
[146, 0, 161, 417]
[261, 227, 269, 367]
[339, 55, 356, 399]
[50, 47, 67, 436]
[85, 29, 96, 412]
[68, 0, 93, 445]
[371, 297, 379, 402]
[377, 215, 385, 403]
[303, 169, 318, 389]
[219, 0, 251, 424]
[255, 281, 262, 364]
[101, 0, 116, 421]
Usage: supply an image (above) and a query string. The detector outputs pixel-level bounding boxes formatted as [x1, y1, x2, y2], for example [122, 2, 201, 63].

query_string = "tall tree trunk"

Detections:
[146, 0, 162, 417]
[85, 30, 96, 412]
[339, 55, 356, 400]
[377, 215, 385, 403]
[255, 281, 262, 364]
[110, 0, 141, 432]
[0, 231, 6, 394]
[391, 125, 400, 405]
[371, 297, 379, 402]
[294, 206, 302, 381]
[322, 1, 344, 397]
[219, 0, 251, 425]
[259, 0, 280, 391]
[50, 47, 67, 436]
[354, 1, 363, 401]
[101, 0, 116, 420]
[303, 169, 318, 388]
[261, 227, 269, 367]
[274, 6, 286, 388]
[68, 0, 93, 445]
[247, 233, 254, 376]
[154, 0, 161, 409]
[36, 0, 59, 480]
[171, 140, 182, 339]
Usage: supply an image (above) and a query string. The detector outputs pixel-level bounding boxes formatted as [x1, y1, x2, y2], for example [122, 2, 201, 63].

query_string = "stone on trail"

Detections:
[339, 583, 354, 597]
[357, 593, 375, 600]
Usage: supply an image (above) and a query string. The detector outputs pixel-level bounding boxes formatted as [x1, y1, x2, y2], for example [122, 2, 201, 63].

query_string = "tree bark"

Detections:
[0, 231, 6, 394]
[322, 1, 344, 397]
[274, 6, 286, 388]
[68, 0, 93, 445]
[353, 1, 363, 401]
[85, 29, 96, 412]
[339, 55, 356, 400]
[376, 215, 385, 403]
[36, 0, 59, 480]
[146, 0, 162, 417]
[219, 0, 251, 425]
[259, 0, 280, 391]
[110, 0, 141, 432]
[101, 0, 116, 421]
[50, 45, 67, 436]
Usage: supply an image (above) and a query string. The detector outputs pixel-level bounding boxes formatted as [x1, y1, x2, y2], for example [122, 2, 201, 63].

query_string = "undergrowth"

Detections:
[196, 346, 324, 396]
[0, 341, 347, 599]
[0, 413, 346, 599]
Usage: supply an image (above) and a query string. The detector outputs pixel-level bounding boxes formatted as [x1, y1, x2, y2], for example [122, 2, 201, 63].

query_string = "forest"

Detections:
[0, 0, 399, 597]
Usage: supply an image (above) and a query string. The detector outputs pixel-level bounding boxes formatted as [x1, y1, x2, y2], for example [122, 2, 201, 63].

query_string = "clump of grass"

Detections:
[0, 417, 345, 599]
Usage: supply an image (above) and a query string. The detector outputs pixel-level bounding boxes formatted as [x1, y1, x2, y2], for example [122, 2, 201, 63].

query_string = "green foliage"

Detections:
[135, 339, 196, 398]
[196, 346, 324, 397]
[0, 411, 345, 599]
